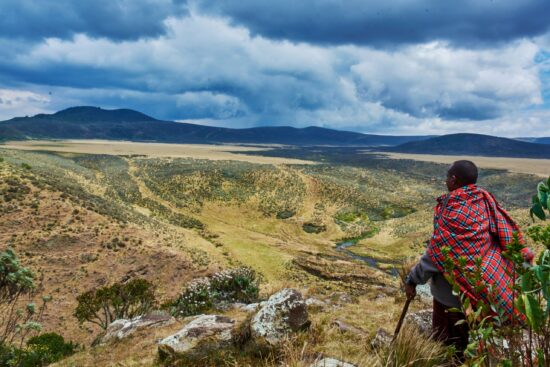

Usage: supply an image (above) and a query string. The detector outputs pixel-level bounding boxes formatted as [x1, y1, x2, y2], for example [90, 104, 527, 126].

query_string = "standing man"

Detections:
[404, 160, 532, 357]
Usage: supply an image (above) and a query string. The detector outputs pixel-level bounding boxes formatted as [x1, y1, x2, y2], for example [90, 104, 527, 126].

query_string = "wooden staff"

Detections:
[392, 294, 414, 342]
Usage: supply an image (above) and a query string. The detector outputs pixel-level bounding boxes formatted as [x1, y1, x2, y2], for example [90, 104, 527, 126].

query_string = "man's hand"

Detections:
[405, 283, 417, 300]
[521, 247, 535, 265]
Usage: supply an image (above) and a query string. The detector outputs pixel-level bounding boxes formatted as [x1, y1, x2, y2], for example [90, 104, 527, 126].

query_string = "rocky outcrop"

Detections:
[310, 357, 357, 367]
[371, 328, 392, 349]
[100, 313, 175, 344]
[251, 288, 310, 345]
[405, 309, 432, 335]
[158, 315, 235, 360]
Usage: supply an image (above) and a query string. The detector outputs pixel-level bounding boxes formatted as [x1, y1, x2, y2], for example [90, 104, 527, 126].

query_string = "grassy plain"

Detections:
[1, 139, 315, 165]
[0, 141, 544, 366]
[376, 151, 550, 177]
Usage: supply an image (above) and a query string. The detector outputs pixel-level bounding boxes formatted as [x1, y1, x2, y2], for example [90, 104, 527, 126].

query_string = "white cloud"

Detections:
[0, 89, 52, 120]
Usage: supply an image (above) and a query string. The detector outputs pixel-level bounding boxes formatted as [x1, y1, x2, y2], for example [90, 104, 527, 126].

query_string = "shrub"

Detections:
[302, 223, 326, 234]
[209, 267, 260, 304]
[1, 332, 78, 367]
[0, 248, 49, 346]
[170, 267, 260, 317]
[74, 278, 156, 330]
[26, 332, 78, 360]
[276, 210, 295, 219]
[170, 278, 213, 317]
[20, 163, 31, 170]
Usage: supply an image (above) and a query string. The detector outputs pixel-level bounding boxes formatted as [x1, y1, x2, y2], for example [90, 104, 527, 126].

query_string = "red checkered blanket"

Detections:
[427, 184, 522, 319]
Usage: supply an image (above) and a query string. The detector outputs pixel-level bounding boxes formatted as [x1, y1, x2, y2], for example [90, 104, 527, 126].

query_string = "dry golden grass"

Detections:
[2, 140, 316, 165]
[376, 152, 550, 177]
[368, 322, 449, 367]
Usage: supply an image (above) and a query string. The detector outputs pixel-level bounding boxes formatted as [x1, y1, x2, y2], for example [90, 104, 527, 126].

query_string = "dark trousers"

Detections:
[432, 299, 469, 361]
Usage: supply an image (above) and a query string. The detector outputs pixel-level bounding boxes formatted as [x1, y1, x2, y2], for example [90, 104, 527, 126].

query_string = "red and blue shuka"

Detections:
[426, 184, 522, 319]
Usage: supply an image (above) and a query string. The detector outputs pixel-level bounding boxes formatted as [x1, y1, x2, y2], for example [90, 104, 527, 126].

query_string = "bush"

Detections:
[276, 210, 295, 219]
[74, 278, 156, 330]
[26, 332, 78, 361]
[0, 332, 78, 367]
[170, 267, 260, 317]
[0, 249, 49, 347]
[302, 223, 326, 234]
[20, 163, 31, 170]
[209, 267, 260, 304]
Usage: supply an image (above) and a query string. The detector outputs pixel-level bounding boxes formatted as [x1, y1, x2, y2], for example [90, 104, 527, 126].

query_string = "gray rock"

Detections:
[251, 288, 309, 345]
[331, 319, 367, 336]
[101, 313, 174, 344]
[310, 357, 356, 367]
[371, 328, 392, 350]
[405, 309, 433, 335]
[416, 284, 433, 302]
[238, 302, 260, 313]
[158, 314, 235, 359]
[305, 297, 326, 309]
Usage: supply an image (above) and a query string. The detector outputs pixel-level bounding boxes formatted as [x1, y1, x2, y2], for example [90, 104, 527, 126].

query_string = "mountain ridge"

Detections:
[0, 106, 430, 146]
[384, 133, 550, 158]
[2, 107, 550, 158]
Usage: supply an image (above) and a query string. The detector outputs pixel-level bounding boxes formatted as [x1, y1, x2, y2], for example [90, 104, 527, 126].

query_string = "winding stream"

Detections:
[335, 240, 399, 276]
[336, 240, 433, 298]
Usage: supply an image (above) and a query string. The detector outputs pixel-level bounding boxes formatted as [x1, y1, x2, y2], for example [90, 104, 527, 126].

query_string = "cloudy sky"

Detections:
[1, 0, 549, 136]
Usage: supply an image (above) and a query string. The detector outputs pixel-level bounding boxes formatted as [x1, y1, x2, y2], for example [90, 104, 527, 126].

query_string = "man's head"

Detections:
[446, 160, 478, 191]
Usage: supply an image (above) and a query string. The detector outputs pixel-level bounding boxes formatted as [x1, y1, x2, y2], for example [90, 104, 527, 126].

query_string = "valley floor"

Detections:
[0, 142, 541, 366]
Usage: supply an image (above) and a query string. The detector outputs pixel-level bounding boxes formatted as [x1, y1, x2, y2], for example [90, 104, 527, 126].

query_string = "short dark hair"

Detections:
[448, 160, 478, 185]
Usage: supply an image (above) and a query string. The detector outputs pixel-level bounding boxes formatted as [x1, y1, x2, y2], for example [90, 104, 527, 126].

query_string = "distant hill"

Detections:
[385, 133, 550, 158]
[516, 137, 550, 145]
[0, 106, 429, 146]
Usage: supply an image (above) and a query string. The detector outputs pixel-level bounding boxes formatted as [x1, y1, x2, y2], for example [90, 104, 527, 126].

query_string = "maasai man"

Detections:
[404, 160, 533, 356]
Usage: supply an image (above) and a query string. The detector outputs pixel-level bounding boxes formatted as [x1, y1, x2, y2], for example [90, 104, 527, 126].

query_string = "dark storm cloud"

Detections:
[0, 0, 188, 41]
[0, 3, 548, 136]
[195, 0, 550, 46]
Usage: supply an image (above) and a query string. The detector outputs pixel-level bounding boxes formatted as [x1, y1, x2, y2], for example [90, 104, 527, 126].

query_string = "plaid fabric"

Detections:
[426, 184, 523, 319]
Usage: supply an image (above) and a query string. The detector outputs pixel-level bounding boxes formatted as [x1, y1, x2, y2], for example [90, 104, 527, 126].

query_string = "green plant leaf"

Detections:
[521, 271, 535, 292]
[531, 203, 546, 220]
[523, 294, 544, 331]
[542, 193, 549, 209]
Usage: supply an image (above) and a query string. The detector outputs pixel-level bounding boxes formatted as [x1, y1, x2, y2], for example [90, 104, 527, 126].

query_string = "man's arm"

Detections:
[404, 252, 441, 299]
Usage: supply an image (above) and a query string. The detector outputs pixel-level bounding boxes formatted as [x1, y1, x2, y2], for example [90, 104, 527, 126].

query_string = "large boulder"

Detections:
[100, 313, 175, 344]
[310, 357, 356, 367]
[158, 315, 235, 361]
[251, 288, 309, 345]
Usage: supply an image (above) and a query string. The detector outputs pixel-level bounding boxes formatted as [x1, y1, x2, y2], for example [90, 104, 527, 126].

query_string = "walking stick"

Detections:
[392, 294, 414, 342]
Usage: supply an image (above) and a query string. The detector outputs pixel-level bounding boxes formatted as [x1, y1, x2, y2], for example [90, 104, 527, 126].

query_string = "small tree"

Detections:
[74, 278, 156, 330]
[0, 248, 49, 347]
